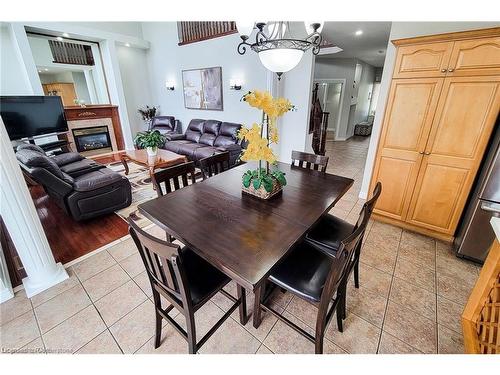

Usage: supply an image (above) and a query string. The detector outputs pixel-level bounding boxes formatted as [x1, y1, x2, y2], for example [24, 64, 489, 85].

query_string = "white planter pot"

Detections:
[146, 147, 158, 157]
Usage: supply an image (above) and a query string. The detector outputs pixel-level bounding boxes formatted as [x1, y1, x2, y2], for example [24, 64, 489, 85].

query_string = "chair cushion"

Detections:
[194, 146, 220, 160]
[175, 143, 207, 159]
[73, 168, 124, 192]
[269, 242, 332, 303]
[163, 140, 191, 154]
[305, 214, 354, 257]
[16, 143, 45, 153]
[181, 247, 230, 306]
[52, 152, 84, 166]
[214, 122, 241, 147]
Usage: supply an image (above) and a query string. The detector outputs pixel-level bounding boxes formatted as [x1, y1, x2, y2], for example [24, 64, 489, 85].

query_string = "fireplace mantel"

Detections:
[64, 105, 125, 154]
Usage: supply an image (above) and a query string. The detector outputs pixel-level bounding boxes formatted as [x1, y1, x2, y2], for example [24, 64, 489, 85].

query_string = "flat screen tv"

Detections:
[0, 96, 68, 140]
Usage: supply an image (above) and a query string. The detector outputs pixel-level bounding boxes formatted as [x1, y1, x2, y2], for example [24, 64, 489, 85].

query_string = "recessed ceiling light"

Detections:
[355, 30, 363, 36]
[38, 70, 42, 73]
[62, 33, 69, 38]
[56, 36, 63, 41]
[125, 43, 130, 47]
[44, 68, 49, 71]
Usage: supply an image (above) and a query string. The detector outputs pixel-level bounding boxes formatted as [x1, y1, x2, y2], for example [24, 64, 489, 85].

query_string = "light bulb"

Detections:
[236, 21, 254, 38]
[258, 48, 304, 73]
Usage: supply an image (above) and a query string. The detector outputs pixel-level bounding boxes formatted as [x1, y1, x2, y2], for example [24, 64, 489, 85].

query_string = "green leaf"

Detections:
[242, 175, 252, 188]
[262, 176, 273, 192]
[252, 177, 262, 190]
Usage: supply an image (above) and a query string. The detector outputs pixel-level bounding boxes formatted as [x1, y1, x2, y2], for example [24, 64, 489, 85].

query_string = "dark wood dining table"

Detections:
[138, 161, 353, 323]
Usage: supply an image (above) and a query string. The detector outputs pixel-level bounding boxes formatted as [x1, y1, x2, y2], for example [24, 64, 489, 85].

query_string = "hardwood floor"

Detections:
[30, 185, 129, 265]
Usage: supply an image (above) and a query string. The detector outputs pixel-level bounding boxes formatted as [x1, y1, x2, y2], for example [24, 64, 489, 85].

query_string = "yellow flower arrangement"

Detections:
[237, 90, 295, 194]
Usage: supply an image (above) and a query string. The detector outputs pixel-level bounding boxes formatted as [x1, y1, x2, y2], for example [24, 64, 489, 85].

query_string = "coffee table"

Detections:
[120, 149, 188, 189]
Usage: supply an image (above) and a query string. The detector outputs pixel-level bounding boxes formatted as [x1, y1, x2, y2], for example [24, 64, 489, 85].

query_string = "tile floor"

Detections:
[0, 136, 481, 354]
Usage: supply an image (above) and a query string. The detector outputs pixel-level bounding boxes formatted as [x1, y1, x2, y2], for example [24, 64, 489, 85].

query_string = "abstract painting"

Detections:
[182, 67, 223, 110]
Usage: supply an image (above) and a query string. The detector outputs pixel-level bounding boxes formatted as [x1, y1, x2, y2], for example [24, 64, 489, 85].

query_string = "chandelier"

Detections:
[236, 22, 323, 79]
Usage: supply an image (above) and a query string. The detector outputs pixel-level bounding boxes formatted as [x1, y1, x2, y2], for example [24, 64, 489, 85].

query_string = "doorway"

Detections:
[313, 79, 345, 141]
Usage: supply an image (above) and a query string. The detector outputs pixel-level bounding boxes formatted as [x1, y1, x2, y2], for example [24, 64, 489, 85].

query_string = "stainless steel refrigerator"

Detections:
[454, 119, 500, 263]
[454, 118, 500, 263]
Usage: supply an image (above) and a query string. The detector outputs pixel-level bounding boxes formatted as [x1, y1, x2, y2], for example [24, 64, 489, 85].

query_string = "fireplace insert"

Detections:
[72, 126, 112, 152]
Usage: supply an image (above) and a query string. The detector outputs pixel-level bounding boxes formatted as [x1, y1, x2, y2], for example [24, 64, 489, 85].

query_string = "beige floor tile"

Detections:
[133, 271, 153, 297]
[119, 253, 146, 278]
[256, 344, 273, 354]
[0, 289, 32, 326]
[0, 310, 40, 350]
[35, 284, 91, 334]
[107, 238, 138, 262]
[378, 331, 422, 354]
[436, 242, 481, 276]
[109, 299, 156, 354]
[389, 277, 436, 320]
[355, 262, 392, 298]
[135, 324, 188, 354]
[267, 288, 294, 310]
[364, 229, 400, 253]
[82, 263, 131, 302]
[369, 221, 402, 243]
[437, 296, 464, 334]
[400, 230, 436, 253]
[285, 296, 319, 328]
[43, 305, 106, 354]
[345, 284, 388, 328]
[76, 330, 122, 354]
[394, 258, 436, 293]
[72, 250, 116, 281]
[200, 317, 261, 354]
[145, 224, 169, 240]
[383, 301, 437, 354]
[16, 336, 46, 354]
[437, 324, 464, 354]
[360, 241, 397, 275]
[94, 280, 147, 326]
[326, 312, 381, 354]
[436, 265, 477, 306]
[398, 242, 436, 270]
[263, 311, 345, 354]
[173, 300, 226, 342]
[30, 268, 80, 308]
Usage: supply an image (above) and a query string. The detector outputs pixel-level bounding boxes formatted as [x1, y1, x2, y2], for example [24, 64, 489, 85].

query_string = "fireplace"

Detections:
[72, 126, 112, 153]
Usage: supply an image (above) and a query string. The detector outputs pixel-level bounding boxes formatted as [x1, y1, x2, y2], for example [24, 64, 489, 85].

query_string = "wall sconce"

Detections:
[229, 79, 242, 91]
[165, 81, 175, 91]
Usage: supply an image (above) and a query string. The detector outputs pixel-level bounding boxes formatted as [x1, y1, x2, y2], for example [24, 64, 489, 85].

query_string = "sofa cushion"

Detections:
[164, 140, 191, 154]
[17, 149, 63, 177]
[185, 119, 204, 143]
[60, 159, 103, 177]
[151, 116, 175, 131]
[16, 143, 45, 153]
[199, 120, 221, 146]
[52, 152, 85, 166]
[73, 168, 124, 192]
[214, 122, 241, 147]
[194, 146, 221, 160]
[176, 143, 207, 159]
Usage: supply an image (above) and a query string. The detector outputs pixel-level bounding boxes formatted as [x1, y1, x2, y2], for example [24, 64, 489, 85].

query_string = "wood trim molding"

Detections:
[392, 27, 500, 46]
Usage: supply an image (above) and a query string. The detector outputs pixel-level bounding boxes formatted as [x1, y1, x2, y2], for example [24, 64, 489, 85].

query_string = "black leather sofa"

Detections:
[163, 119, 242, 166]
[16, 144, 131, 221]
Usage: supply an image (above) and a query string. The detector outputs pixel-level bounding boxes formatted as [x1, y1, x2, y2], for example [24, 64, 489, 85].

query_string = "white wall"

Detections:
[359, 21, 500, 199]
[0, 25, 32, 95]
[352, 62, 375, 130]
[141, 22, 268, 133]
[117, 44, 153, 136]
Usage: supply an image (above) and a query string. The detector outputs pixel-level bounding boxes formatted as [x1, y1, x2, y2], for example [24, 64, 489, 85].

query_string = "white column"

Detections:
[0, 119, 68, 298]
[0, 243, 14, 303]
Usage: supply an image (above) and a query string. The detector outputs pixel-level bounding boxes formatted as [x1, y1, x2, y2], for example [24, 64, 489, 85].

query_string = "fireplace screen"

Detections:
[72, 126, 112, 152]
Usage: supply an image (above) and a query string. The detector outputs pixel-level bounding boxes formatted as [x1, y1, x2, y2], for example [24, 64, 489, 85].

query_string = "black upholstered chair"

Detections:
[128, 219, 247, 354]
[253, 212, 370, 354]
[291, 150, 329, 172]
[198, 151, 230, 180]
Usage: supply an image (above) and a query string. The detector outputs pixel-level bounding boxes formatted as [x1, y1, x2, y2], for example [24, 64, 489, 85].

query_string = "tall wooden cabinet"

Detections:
[370, 28, 500, 241]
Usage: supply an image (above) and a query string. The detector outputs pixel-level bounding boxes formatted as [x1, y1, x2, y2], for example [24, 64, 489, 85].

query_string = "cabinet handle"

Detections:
[441, 69, 447, 73]
[448, 68, 454, 72]
[424, 152, 431, 155]
[419, 151, 425, 154]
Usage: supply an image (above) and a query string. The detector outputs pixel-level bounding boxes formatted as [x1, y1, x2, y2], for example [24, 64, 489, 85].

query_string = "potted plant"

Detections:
[237, 90, 294, 199]
[138, 105, 159, 130]
[134, 130, 166, 157]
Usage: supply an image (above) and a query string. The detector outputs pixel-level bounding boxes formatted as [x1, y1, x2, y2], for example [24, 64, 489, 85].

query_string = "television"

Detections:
[0, 96, 68, 140]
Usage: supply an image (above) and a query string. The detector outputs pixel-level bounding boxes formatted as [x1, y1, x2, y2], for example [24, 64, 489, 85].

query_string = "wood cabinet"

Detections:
[42, 82, 77, 106]
[371, 28, 500, 240]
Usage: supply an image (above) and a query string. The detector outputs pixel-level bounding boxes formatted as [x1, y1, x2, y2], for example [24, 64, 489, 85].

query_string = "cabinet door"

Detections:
[448, 37, 500, 76]
[406, 76, 500, 234]
[370, 78, 444, 221]
[393, 42, 453, 78]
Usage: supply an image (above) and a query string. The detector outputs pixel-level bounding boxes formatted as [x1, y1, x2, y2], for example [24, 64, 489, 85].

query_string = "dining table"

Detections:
[138, 161, 354, 326]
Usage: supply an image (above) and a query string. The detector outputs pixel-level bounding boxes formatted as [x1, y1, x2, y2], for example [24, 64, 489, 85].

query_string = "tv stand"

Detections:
[31, 139, 70, 153]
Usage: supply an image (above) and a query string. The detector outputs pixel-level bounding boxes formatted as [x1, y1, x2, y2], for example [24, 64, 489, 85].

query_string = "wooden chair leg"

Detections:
[185, 313, 197, 354]
[154, 311, 162, 348]
[354, 257, 360, 289]
[336, 303, 344, 332]
[237, 285, 248, 325]
[253, 285, 264, 329]
[315, 334, 325, 354]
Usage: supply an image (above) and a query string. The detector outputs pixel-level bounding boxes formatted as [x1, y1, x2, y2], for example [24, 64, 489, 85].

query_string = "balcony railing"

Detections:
[49, 40, 95, 66]
[177, 21, 237, 45]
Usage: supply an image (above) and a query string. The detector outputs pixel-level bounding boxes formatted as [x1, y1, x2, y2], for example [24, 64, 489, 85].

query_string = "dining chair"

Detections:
[153, 161, 196, 197]
[291, 150, 330, 172]
[253, 213, 370, 354]
[198, 151, 230, 180]
[128, 218, 247, 354]
[305, 182, 382, 330]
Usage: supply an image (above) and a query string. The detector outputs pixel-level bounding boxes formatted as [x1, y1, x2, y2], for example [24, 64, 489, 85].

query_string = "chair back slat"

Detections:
[291, 150, 329, 173]
[153, 161, 196, 197]
[128, 219, 184, 299]
[354, 182, 382, 229]
[199, 152, 230, 180]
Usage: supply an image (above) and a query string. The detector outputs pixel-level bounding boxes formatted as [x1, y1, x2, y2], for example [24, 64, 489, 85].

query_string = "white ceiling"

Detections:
[320, 22, 392, 67]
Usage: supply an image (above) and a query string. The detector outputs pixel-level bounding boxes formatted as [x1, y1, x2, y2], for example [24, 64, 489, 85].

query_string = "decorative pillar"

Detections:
[0, 119, 68, 298]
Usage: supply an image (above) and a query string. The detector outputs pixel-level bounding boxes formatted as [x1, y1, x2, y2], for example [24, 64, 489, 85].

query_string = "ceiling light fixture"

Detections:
[62, 33, 70, 38]
[237, 21, 322, 79]
[56, 36, 63, 41]
[355, 30, 363, 36]
[125, 43, 131, 47]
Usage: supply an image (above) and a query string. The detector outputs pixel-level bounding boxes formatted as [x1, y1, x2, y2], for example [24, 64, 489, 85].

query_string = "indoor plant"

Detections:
[138, 105, 159, 130]
[238, 90, 294, 199]
[134, 130, 166, 157]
